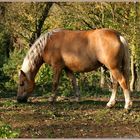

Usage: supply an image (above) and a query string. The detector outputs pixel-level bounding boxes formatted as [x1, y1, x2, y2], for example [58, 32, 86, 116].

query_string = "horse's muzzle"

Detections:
[17, 96, 28, 103]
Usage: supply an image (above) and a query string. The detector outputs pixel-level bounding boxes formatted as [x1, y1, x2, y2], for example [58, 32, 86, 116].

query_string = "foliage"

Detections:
[0, 124, 20, 138]
[2, 48, 27, 91]
[0, 2, 140, 96]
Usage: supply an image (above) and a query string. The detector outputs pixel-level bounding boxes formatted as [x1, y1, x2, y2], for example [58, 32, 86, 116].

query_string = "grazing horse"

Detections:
[17, 28, 132, 110]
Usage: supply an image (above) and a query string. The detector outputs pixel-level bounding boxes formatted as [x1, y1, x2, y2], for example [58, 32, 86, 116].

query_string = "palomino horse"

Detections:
[17, 28, 132, 110]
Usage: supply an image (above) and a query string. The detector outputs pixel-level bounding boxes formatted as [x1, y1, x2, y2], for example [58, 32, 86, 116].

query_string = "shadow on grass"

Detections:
[0, 97, 138, 113]
[22, 98, 121, 110]
[25, 99, 108, 106]
[79, 99, 107, 106]
[1, 87, 140, 112]
[16, 97, 140, 111]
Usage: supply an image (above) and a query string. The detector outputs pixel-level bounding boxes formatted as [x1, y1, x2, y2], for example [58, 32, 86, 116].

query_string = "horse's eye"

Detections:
[20, 82, 24, 86]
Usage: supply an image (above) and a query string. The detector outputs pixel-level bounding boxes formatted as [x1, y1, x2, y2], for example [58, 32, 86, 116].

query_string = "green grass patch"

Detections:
[0, 124, 20, 138]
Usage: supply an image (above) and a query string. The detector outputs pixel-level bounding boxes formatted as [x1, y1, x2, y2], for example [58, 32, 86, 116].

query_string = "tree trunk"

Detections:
[29, 3, 53, 46]
[100, 4, 105, 88]
[130, 2, 138, 92]
[130, 55, 137, 92]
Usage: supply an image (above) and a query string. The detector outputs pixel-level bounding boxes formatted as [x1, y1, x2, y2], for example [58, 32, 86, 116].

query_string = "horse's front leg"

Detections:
[66, 69, 80, 101]
[49, 66, 62, 103]
[107, 76, 118, 108]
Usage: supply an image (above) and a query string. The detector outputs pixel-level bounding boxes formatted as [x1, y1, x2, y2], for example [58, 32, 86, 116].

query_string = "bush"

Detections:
[2, 48, 27, 91]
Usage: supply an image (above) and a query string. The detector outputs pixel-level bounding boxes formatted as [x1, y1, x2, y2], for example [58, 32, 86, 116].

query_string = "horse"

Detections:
[17, 28, 132, 110]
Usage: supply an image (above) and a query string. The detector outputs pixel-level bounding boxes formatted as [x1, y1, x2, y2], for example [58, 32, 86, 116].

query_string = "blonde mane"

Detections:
[21, 29, 61, 75]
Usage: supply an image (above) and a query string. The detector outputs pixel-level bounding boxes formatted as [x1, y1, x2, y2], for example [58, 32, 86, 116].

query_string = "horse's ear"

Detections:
[19, 70, 26, 78]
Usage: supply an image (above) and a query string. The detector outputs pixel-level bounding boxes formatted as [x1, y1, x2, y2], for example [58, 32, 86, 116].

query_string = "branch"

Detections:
[82, 19, 96, 29]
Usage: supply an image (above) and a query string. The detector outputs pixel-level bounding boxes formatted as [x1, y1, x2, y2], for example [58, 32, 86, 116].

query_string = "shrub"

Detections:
[2, 48, 27, 91]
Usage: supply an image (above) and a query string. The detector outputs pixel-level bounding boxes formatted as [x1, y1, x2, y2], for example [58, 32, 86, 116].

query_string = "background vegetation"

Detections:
[0, 2, 140, 138]
[0, 2, 140, 95]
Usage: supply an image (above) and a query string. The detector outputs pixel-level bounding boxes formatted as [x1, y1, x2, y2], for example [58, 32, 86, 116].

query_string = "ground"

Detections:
[0, 95, 140, 138]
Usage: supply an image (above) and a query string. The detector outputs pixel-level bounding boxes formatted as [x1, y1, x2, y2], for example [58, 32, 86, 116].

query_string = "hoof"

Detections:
[71, 96, 80, 102]
[123, 108, 131, 114]
[75, 96, 80, 102]
[106, 101, 116, 108]
[124, 101, 133, 111]
[48, 96, 56, 103]
[106, 105, 112, 109]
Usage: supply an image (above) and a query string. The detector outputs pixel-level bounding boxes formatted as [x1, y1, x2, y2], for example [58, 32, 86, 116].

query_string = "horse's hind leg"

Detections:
[49, 66, 62, 103]
[107, 76, 118, 108]
[66, 69, 80, 101]
[110, 68, 132, 110]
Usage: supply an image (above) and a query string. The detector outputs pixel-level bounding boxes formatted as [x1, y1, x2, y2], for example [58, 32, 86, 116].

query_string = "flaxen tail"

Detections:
[119, 35, 130, 87]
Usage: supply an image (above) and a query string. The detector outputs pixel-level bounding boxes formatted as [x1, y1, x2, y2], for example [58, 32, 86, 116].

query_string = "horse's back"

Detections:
[60, 30, 102, 72]
[60, 29, 123, 71]
[44, 28, 125, 72]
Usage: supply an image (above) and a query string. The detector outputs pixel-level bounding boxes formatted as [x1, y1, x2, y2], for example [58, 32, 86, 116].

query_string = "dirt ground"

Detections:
[0, 95, 140, 138]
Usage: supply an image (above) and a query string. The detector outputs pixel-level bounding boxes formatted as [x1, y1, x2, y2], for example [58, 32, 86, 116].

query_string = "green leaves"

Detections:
[0, 124, 20, 138]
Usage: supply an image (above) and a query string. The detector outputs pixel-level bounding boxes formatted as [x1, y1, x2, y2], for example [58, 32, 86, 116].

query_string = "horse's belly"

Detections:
[63, 54, 100, 72]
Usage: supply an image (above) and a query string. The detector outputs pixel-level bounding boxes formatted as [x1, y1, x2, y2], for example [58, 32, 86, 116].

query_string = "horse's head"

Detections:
[17, 70, 35, 103]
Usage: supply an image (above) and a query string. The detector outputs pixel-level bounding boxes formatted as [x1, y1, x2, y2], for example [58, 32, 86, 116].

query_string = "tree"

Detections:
[29, 2, 53, 46]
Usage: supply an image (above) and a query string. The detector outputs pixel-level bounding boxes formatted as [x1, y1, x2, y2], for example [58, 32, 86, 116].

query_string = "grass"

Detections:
[0, 82, 140, 138]
[0, 94, 140, 138]
[0, 124, 20, 138]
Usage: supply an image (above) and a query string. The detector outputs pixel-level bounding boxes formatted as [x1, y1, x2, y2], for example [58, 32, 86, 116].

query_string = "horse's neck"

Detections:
[21, 58, 43, 81]
[30, 61, 43, 81]
[21, 29, 61, 81]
